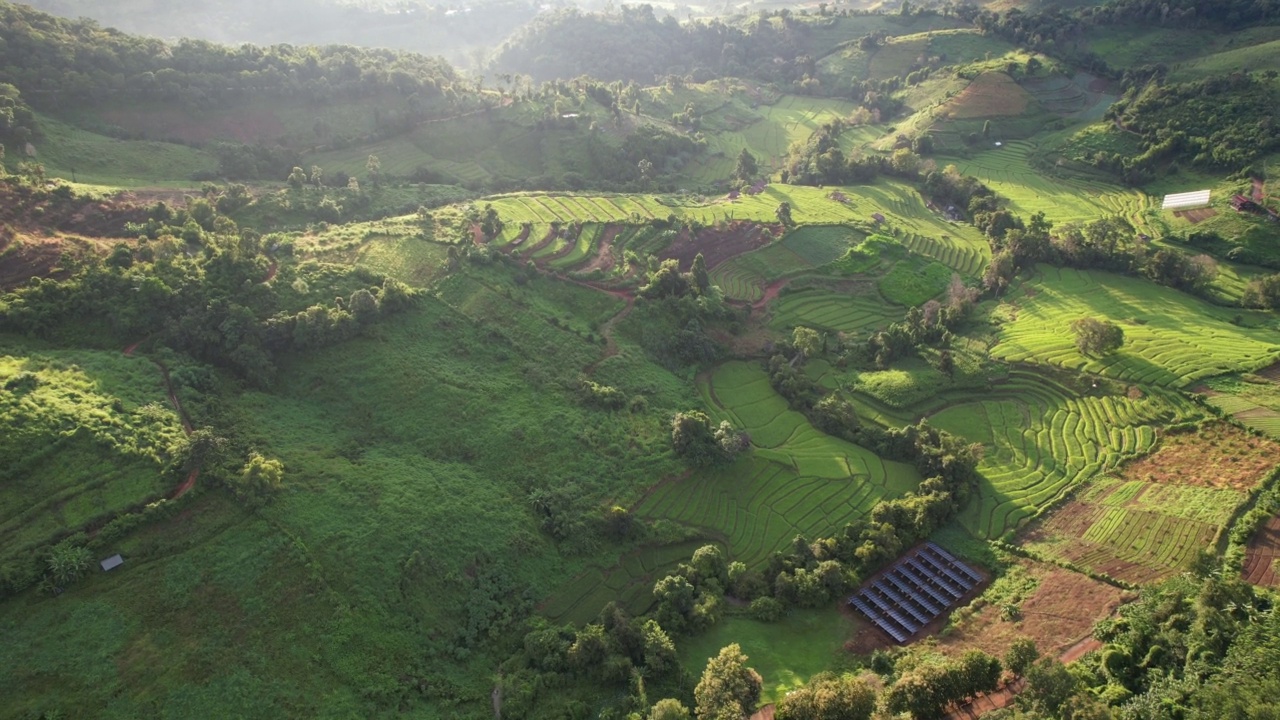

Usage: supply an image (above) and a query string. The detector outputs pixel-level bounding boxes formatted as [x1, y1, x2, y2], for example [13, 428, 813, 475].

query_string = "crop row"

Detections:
[770, 290, 898, 335]
[936, 370, 1193, 538]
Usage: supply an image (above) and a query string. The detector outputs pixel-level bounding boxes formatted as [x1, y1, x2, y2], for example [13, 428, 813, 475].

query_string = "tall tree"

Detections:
[695, 643, 762, 720]
[1070, 317, 1124, 356]
[733, 148, 758, 185]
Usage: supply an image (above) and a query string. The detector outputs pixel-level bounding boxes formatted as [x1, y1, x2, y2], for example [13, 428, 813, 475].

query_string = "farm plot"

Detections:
[1243, 516, 1280, 588]
[770, 287, 899, 335]
[940, 142, 1153, 225]
[708, 225, 860, 302]
[945, 72, 1036, 119]
[632, 362, 920, 569]
[1198, 369, 1280, 439]
[539, 541, 710, 625]
[929, 369, 1199, 539]
[1119, 422, 1279, 491]
[991, 266, 1280, 388]
[1021, 476, 1244, 584]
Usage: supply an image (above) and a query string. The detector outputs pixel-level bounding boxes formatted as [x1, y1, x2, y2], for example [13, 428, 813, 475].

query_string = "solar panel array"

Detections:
[848, 542, 982, 643]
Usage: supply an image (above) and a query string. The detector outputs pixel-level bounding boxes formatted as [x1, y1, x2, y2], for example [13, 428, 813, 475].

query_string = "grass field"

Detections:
[1022, 475, 1245, 583]
[0, 343, 185, 565]
[929, 369, 1199, 539]
[991, 266, 1280, 388]
[1200, 369, 1280, 439]
[33, 114, 215, 187]
[769, 286, 899, 336]
[679, 609, 857, 704]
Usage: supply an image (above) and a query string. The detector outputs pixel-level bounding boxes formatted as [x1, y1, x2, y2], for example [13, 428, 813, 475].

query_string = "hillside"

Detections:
[3, 0, 1280, 718]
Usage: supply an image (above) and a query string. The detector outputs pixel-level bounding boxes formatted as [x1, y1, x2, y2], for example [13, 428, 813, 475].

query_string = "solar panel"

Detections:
[927, 543, 983, 583]
[910, 555, 958, 592]
[900, 564, 952, 605]
[917, 552, 972, 592]
[888, 574, 941, 616]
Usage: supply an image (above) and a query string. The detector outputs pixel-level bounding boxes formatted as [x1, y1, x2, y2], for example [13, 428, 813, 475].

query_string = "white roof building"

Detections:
[1162, 190, 1211, 210]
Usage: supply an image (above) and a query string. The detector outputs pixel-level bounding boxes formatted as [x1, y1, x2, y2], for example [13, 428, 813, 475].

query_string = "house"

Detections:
[100, 554, 124, 572]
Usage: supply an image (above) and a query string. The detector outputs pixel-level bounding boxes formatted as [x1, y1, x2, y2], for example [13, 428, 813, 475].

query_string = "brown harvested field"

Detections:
[1121, 422, 1280, 491]
[1256, 361, 1280, 382]
[938, 560, 1128, 660]
[1174, 207, 1218, 223]
[946, 72, 1035, 119]
[1243, 516, 1280, 587]
[660, 221, 780, 269]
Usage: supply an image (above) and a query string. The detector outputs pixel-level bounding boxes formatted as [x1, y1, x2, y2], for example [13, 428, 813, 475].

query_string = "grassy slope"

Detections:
[31, 114, 216, 187]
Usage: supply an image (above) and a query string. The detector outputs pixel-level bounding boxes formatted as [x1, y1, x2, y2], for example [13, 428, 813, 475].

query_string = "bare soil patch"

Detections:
[1174, 207, 1217, 223]
[946, 72, 1034, 119]
[577, 225, 622, 274]
[938, 561, 1127, 660]
[1243, 515, 1280, 587]
[1255, 360, 1280, 382]
[1121, 422, 1279, 491]
[660, 221, 780, 270]
[0, 235, 65, 290]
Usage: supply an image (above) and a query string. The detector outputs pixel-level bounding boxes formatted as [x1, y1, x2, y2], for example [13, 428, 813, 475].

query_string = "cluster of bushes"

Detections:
[0, 186, 418, 385]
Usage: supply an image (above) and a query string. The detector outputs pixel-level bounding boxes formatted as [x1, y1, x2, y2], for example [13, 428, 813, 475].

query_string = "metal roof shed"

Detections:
[100, 554, 124, 572]
[1162, 189, 1211, 210]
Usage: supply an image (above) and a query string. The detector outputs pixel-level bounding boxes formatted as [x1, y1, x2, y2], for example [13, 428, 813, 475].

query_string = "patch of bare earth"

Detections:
[946, 72, 1034, 119]
[938, 561, 1127, 660]
[1244, 516, 1280, 587]
[1174, 207, 1218, 223]
[660, 220, 781, 269]
[1121, 421, 1279, 491]
[577, 225, 622, 274]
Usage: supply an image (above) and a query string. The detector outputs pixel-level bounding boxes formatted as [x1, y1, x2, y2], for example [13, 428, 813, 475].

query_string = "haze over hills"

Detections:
[2, 0, 1280, 717]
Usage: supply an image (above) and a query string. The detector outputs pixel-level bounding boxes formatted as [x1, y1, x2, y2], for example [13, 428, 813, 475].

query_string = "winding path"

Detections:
[124, 341, 199, 499]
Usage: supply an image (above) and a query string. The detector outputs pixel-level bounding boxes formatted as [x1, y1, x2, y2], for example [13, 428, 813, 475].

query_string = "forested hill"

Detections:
[489, 5, 830, 85]
[21, 0, 536, 67]
[0, 1, 464, 111]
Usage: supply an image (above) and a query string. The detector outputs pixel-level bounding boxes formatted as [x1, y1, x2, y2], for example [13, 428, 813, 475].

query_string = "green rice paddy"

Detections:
[929, 369, 1199, 538]
[992, 266, 1280, 388]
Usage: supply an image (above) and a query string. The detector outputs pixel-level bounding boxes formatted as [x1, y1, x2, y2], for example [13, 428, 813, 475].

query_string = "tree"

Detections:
[46, 541, 91, 587]
[937, 349, 955, 378]
[650, 699, 693, 720]
[690, 253, 711, 296]
[1070, 317, 1124, 356]
[792, 326, 821, 360]
[309, 165, 324, 188]
[233, 452, 285, 501]
[1006, 638, 1040, 676]
[775, 201, 793, 226]
[1008, 638, 1039, 671]
[776, 672, 876, 720]
[287, 166, 307, 189]
[733, 148, 758, 184]
[1018, 658, 1081, 716]
[641, 619, 679, 678]
[695, 643, 762, 720]
[640, 259, 692, 299]
[366, 154, 382, 187]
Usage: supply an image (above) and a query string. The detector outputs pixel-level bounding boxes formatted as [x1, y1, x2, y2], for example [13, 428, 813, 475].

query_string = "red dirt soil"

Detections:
[98, 106, 286, 144]
[1021, 502, 1181, 585]
[1255, 361, 1280, 382]
[947, 72, 1033, 119]
[1243, 515, 1280, 587]
[660, 221, 781, 270]
[577, 225, 622, 274]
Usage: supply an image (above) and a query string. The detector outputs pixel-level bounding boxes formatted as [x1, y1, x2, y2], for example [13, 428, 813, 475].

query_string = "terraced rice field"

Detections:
[769, 287, 899, 335]
[1022, 477, 1244, 584]
[992, 267, 1280, 388]
[631, 362, 920, 569]
[709, 225, 859, 301]
[483, 182, 990, 278]
[941, 141, 1154, 226]
[929, 369, 1199, 538]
